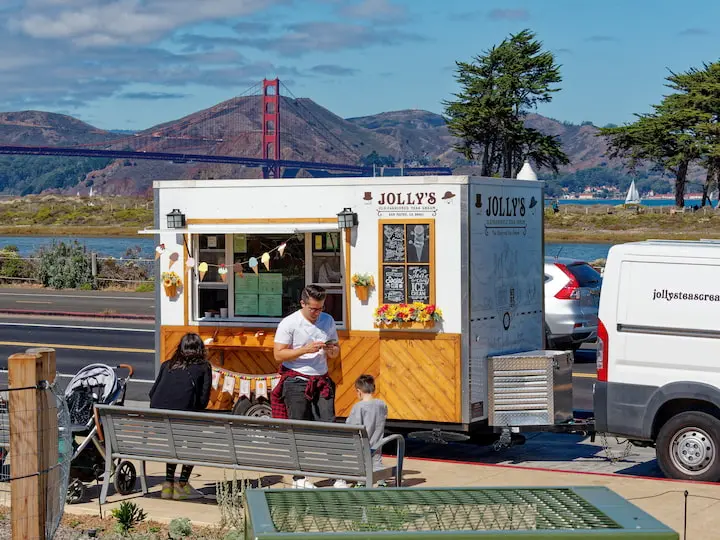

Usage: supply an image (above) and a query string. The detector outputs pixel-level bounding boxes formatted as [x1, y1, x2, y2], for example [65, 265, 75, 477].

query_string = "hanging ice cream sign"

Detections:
[366, 191, 454, 217]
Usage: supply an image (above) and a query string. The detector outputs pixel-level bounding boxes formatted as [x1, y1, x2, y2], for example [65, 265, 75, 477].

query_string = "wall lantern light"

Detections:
[166, 209, 186, 229]
[337, 207, 358, 229]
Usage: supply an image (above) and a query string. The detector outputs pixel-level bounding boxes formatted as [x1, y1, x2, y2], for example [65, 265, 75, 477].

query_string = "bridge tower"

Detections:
[262, 78, 281, 179]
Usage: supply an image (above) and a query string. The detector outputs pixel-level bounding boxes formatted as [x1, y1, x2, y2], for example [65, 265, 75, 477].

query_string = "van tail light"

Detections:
[597, 319, 609, 382]
[554, 263, 581, 300]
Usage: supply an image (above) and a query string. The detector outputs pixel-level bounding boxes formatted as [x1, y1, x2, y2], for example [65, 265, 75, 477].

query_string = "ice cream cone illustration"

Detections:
[410, 225, 425, 261]
[168, 252, 179, 269]
[185, 257, 195, 269]
[278, 243, 287, 257]
[218, 264, 228, 282]
[261, 252, 271, 271]
[233, 262, 244, 277]
[249, 257, 259, 275]
[155, 243, 165, 260]
[198, 261, 208, 281]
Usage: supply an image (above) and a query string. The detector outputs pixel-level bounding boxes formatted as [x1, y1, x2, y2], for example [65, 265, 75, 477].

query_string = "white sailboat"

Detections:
[624, 180, 641, 205]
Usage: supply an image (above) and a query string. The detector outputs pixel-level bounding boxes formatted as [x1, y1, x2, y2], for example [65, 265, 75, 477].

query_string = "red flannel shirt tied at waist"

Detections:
[270, 365, 334, 419]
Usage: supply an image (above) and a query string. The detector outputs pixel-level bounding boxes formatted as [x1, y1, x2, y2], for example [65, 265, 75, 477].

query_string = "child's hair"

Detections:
[166, 333, 207, 370]
[355, 374, 375, 394]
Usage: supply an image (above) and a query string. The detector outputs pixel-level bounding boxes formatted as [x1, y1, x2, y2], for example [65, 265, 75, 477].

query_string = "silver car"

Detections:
[544, 257, 601, 351]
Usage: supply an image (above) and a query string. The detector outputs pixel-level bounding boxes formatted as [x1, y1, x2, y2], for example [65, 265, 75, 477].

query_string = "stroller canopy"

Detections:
[64, 364, 120, 404]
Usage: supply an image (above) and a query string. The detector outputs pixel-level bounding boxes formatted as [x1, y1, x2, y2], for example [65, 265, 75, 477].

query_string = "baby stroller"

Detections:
[64, 363, 134, 504]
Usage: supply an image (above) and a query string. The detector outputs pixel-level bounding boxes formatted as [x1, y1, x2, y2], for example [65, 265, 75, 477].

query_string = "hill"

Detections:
[0, 101, 677, 196]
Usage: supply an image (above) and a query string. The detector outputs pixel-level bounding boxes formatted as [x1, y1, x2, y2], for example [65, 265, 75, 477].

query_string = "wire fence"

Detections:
[0, 380, 71, 539]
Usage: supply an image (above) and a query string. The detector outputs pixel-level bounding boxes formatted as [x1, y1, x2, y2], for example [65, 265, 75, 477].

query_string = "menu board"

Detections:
[258, 294, 282, 316]
[407, 265, 430, 303]
[382, 224, 405, 263]
[235, 273, 258, 293]
[383, 266, 406, 304]
[406, 224, 430, 263]
[235, 293, 259, 316]
[258, 273, 283, 295]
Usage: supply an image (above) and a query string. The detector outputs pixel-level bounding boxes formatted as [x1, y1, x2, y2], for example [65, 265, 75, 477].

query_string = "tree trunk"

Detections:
[675, 160, 689, 208]
[503, 142, 513, 178]
[702, 161, 715, 207]
[702, 182, 709, 207]
[481, 143, 491, 177]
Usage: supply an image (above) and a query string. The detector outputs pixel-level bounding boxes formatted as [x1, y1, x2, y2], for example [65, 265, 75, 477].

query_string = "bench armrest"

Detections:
[376, 434, 405, 487]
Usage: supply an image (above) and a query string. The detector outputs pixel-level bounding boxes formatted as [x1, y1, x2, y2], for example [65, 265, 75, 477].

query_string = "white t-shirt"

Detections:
[274, 310, 339, 376]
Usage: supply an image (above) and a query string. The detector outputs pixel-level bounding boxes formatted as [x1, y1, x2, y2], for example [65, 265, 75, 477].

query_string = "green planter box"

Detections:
[244, 486, 677, 539]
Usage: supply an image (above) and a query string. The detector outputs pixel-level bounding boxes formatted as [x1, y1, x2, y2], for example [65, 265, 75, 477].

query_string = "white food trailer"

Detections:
[144, 174, 574, 438]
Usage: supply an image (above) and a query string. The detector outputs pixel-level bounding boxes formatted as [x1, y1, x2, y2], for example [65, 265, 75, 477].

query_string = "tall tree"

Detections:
[444, 29, 569, 178]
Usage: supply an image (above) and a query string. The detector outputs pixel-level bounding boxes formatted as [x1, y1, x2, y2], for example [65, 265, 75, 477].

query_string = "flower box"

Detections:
[374, 321, 436, 330]
[373, 303, 443, 327]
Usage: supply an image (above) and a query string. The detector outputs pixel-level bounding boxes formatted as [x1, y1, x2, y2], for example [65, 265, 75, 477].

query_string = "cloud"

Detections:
[175, 34, 248, 52]
[487, 8, 529, 21]
[309, 64, 359, 76]
[585, 35, 616, 42]
[232, 22, 423, 56]
[555, 48, 572, 55]
[118, 91, 189, 100]
[234, 20, 273, 34]
[677, 27, 710, 37]
[338, 0, 406, 22]
[9, 0, 291, 47]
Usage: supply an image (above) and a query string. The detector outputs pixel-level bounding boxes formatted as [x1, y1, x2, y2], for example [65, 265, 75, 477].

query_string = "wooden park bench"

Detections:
[94, 405, 405, 504]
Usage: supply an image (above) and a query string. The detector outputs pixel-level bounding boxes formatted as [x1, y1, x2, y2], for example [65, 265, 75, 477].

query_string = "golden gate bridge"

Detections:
[0, 79, 451, 179]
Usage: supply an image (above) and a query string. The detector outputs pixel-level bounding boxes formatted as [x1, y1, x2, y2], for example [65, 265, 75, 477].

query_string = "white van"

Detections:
[595, 240, 720, 481]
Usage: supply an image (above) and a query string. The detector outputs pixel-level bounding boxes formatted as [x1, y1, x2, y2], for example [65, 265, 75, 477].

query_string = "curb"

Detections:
[0, 308, 154, 321]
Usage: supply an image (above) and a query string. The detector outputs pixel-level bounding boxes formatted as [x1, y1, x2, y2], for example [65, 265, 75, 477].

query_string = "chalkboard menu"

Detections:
[407, 265, 430, 303]
[380, 220, 434, 305]
[383, 266, 406, 304]
[382, 224, 405, 262]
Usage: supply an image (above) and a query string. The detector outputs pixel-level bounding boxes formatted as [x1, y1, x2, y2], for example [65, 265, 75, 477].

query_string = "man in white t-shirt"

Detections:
[272, 284, 340, 488]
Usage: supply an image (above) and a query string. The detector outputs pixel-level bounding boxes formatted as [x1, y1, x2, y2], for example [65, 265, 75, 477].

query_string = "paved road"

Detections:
[0, 287, 154, 317]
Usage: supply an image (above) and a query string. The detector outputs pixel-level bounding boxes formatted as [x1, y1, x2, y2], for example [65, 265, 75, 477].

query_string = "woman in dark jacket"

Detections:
[149, 332, 211, 500]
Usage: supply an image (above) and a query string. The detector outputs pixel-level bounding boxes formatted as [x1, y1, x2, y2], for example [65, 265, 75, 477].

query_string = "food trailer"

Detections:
[145, 175, 573, 436]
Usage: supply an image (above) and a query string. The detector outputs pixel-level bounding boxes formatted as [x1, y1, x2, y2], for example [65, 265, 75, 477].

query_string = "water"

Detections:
[548, 198, 706, 207]
[0, 235, 612, 263]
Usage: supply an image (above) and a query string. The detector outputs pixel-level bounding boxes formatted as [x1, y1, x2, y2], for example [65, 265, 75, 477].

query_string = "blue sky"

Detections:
[1, 0, 718, 130]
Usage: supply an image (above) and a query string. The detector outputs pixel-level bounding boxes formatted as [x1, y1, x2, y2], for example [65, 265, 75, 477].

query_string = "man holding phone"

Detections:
[271, 284, 340, 488]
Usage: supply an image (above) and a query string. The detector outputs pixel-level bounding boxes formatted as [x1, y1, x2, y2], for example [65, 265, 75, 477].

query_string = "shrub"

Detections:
[36, 241, 95, 289]
[135, 282, 155, 293]
[168, 517, 193, 539]
[111, 501, 147, 535]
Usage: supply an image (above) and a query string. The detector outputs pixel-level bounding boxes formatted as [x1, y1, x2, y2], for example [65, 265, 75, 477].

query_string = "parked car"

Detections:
[595, 240, 720, 481]
[544, 257, 602, 351]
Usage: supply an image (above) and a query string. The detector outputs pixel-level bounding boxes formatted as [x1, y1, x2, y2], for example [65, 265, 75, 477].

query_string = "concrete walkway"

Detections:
[64, 456, 720, 538]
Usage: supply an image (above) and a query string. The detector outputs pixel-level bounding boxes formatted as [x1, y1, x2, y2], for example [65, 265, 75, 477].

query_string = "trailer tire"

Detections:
[232, 397, 252, 416]
[656, 411, 720, 482]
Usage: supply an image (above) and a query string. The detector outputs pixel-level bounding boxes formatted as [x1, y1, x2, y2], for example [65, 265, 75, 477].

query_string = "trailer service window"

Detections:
[379, 220, 435, 305]
[195, 233, 344, 323]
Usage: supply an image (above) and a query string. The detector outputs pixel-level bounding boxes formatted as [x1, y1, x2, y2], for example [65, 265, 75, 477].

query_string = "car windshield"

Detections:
[567, 263, 601, 287]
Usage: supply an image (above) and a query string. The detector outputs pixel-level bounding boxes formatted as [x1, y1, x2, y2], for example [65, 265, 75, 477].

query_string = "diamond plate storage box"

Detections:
[244, 486, 678, 539]
[488, 350, 573, 427]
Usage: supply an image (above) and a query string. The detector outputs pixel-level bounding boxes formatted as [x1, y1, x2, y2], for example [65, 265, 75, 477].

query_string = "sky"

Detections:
[1, 0, 718, 130]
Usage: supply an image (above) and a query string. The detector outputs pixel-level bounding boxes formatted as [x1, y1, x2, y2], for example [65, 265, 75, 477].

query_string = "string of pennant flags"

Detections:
[211, 365, 280, 400]
[154, 236, 294, 280]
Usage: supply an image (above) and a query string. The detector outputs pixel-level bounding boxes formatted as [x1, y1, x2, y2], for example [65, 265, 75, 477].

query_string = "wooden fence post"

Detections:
[9, 348, 56, 540]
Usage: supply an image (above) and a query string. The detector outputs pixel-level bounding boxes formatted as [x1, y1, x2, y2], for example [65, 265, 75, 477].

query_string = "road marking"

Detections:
[0, 322, 153, 333]
[572, 373, 596, 379]
[0, 340, 154, 354]
[0, 292, 152, 301]
[0, 369, 156, 384]
[15, 301, 52, 304]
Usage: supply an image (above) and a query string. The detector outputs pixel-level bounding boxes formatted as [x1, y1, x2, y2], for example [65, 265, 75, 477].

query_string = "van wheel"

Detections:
[656, 411, 720, 481]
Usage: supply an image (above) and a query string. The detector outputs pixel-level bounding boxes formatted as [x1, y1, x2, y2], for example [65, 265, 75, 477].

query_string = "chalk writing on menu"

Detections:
[383, 224, 406, 263]
[407, 265, 430, 303]
[383, 266, 406, 304]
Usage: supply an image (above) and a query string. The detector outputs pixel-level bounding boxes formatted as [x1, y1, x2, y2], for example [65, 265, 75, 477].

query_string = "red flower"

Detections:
[426, 305, 435, 314]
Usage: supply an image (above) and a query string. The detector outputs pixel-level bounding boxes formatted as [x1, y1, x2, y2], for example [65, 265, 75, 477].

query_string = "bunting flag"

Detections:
[239, 379, 251, 399]
[233, 262, 244, 277]
[255, 379, 268, 400]
[198, 261, 208, 281]
[221, 375, 235, 395]
[218, 264, 228, 282]
[186, 257, 195, 269]
[211, 370, 220, 390]
[249, 257, 259, 275]
[261, 252, 271, 271]
[278, 243, 287, 257]
[196, 235, 294, 276]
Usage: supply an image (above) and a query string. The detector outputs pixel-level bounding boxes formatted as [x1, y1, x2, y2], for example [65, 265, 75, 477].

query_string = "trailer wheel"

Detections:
[232, 397, 252, 416]
[656, 411, 720, 482]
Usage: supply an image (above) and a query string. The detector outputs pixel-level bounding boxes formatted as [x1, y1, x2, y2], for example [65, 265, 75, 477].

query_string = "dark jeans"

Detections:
[282, 376, 336, 422]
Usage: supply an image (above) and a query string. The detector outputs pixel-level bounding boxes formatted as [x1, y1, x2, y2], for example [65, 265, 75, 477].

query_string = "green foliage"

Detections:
[0, 246, 32, 282]
[360, 151, 395, 167]
[541, 167, 672, 198]
[168, 517, 193, 539]
[222, 530, 244, 540]
[0, 155, 111, 195]
[135, 282, 155, 292]
[444, 29, 569, 177]
[111, 501, 147, 536]
[37, 241, 95, 289]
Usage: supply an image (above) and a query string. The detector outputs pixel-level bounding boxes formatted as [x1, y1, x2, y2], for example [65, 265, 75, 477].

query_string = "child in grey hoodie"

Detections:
[335, 374, 388, 488]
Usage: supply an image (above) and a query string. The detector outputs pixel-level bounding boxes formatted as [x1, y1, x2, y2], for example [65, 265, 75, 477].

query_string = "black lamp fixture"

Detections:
[166, 209, 186, 229]
[337, 207, 358, 229]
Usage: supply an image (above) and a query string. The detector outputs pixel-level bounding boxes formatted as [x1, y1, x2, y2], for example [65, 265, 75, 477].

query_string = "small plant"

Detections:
[135, 282, 155, 293]
[148, 525, 161, 534]
[161, 271, 182, 287]
[216, 471, 250, 531]
[351, 273, 375, 288]
[374, 302, 443, 325]
[111, 501, 147, 536]
[222, 530, 245, 540]
[168, 517, 193, 539]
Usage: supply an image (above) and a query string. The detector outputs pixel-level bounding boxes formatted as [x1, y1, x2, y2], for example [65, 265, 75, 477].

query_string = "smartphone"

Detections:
[324, 339, 338, 347]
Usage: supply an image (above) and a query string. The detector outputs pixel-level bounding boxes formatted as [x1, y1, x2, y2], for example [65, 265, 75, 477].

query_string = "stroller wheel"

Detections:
[66, 478, 85, 504]
[114, 460, 137, 496]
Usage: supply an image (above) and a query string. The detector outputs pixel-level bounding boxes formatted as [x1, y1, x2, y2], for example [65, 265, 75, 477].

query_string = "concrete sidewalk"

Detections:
[64, 456, 720, 538]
